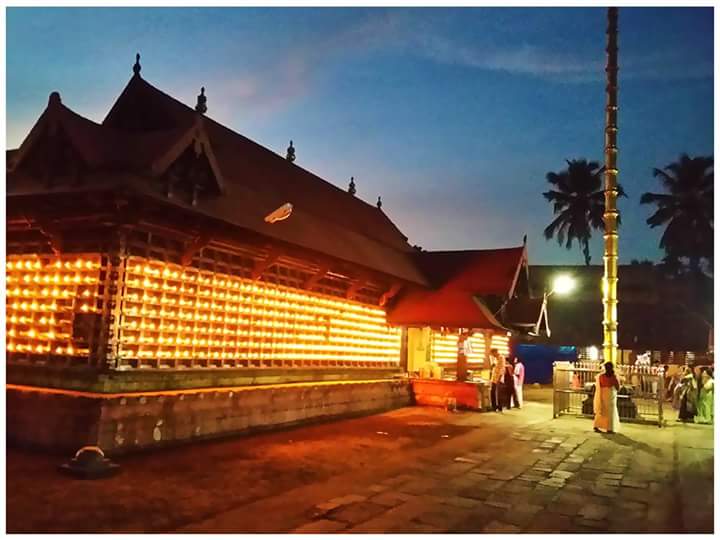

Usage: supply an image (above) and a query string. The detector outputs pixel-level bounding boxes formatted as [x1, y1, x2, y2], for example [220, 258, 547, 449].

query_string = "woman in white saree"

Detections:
[593, 362, 620, 434]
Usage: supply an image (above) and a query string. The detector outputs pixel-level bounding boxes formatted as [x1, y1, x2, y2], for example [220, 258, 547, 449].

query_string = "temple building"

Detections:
[6, 56, 530, 452]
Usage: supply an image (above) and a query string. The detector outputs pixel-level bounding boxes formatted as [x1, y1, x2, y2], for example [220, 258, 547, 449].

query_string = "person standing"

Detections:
[513, 357, 525, 408]
[593, 362, 620, 434]
[502, 358, 515, 409]
[490, 352, 506, 412]
[694, 368, 713, 424]
[678, 366, 699, 422]
[489, 348, 500, 374]
[670, 367, 687, 408]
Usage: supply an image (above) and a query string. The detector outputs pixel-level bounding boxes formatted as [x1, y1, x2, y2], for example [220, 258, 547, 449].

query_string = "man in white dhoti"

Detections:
[593, 362, 620, 434]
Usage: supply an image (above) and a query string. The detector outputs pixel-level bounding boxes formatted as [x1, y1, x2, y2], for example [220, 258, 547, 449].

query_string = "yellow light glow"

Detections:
[118, 256, 401, 366]
[6, 254, 101, 358]
[429, 331, 510, 366]
[552, 274, 576, 296]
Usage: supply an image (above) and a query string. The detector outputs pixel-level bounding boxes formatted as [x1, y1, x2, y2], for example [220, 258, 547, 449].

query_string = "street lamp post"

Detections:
[534, 275, 576, 338]
[603, 7, 620, 365]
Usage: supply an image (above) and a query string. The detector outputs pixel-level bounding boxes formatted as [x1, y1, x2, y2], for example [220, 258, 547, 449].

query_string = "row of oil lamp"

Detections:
[6, 256, 382, 317]
[125, 260, 384, 316]
[7, 301, 97, 313]
[120, 331, 400, 348]
[124, 293, 385, 324]
[7, 343, 82, 355]
[123, 307, 393, 333]
[7, 315, 67, 325]
[120, 319, 399, 341]
[122, 348, 397, 362]
[120, 306, 392, 334]
[6, 287, 96, 299]
[6, 273, 98, 285]
[7, 258, 100, 271]
[120, 335, 399, 352]
[7, 328, 69, 340]
[9, 327, 397, 347]
[122, 288, 387, 324]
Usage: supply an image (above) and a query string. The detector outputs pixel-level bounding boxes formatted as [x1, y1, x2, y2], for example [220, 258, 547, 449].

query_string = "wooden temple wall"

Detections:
[6, 224, 403, 375]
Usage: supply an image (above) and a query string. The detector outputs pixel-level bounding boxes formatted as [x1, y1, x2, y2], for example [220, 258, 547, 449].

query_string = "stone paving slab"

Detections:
[292, 519, 348, 533]
[327, 501, 388, 525]
[129, 396, 720, 533]
[483, 520, 522, 533]
[369, 490, 416, 508]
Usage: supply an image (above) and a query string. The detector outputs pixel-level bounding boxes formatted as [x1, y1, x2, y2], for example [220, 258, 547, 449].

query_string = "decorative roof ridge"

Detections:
[102, 75, 408, 224]
[419, 245, 525, 256]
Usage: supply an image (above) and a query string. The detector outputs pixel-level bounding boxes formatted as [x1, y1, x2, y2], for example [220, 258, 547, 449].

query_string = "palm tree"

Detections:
[543, 159, 625, 265]
[640, 154, 713, 273]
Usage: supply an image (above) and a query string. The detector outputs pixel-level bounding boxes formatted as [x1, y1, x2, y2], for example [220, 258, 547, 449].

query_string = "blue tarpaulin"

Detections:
[514, 344, 577, 384]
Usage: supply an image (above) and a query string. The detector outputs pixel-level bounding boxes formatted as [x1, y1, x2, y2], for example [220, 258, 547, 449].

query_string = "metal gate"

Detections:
[553, 361, 665, 427]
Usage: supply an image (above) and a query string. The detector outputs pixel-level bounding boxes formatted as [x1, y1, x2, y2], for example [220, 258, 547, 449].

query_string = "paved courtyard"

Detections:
[6, 388, 714, 533]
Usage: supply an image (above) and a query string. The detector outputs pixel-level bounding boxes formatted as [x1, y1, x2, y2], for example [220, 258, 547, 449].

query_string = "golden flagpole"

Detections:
[603, 7, 620, 365]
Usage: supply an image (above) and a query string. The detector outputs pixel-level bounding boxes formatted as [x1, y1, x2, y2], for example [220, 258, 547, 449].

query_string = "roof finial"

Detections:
[195, 87, 207, 114]
[376, 196, 382, 209]
[286, 140, 296, 162]
[133, 53, 141, 77]
[48, 91, 62, 107]
[523, 234, 527, 246]
[348, 176, 356, 196]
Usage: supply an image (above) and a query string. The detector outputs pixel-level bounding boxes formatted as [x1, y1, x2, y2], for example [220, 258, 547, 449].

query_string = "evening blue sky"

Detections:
[6, 7, 714, 265]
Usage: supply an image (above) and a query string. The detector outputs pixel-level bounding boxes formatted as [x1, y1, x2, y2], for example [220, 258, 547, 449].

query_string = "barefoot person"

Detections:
[593, 362, 620, 434]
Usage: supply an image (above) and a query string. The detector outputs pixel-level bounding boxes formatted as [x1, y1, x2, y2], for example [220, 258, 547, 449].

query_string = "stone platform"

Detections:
[6, 379, 412, 454]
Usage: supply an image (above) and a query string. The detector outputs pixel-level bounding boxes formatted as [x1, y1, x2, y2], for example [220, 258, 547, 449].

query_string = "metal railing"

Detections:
[553, 361, 665, 427]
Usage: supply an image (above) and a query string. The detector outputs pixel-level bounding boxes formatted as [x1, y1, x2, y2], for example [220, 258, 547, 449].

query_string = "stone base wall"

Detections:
[7, 380, 412, 455]
[7, 364, 400, 393]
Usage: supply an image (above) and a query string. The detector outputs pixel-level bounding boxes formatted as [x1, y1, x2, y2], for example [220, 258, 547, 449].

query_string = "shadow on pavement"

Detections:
[599, 432, 663, 457]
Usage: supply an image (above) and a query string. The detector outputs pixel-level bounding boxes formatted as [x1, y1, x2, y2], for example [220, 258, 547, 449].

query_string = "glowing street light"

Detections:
[533, 274, 576, 338]
[551, 274, 576, 296]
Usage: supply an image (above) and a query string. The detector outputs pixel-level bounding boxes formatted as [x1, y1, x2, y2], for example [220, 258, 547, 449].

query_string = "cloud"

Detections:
[414, 35, 712, 84]
[193, 9, 713, 122]
[419, 37, 603, 78]
[203, 11, 406, 120]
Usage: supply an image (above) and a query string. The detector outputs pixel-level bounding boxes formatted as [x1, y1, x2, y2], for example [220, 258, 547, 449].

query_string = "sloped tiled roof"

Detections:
[7, 75, 427, 285]
[387, 246, 527, 329]
[102, 75, 411, 253]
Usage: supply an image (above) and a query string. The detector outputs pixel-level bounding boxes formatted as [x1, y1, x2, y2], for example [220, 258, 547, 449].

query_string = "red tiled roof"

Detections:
[387, 246, 527, 329]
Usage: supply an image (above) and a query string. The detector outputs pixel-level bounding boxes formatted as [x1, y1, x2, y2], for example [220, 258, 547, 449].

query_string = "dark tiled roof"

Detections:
[102, 75, 411, 253]
[7, 76, 427, 285]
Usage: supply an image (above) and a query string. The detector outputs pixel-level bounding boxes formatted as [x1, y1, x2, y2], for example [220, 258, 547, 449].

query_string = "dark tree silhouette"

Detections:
[543, 159, 625, 265]
[640, 154, 713, 274]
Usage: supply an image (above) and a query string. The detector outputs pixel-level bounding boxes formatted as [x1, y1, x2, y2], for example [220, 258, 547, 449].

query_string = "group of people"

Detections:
[591, 361, 714, 434]
[670, 365, 714, 424]
[489, 349, 525, 412]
